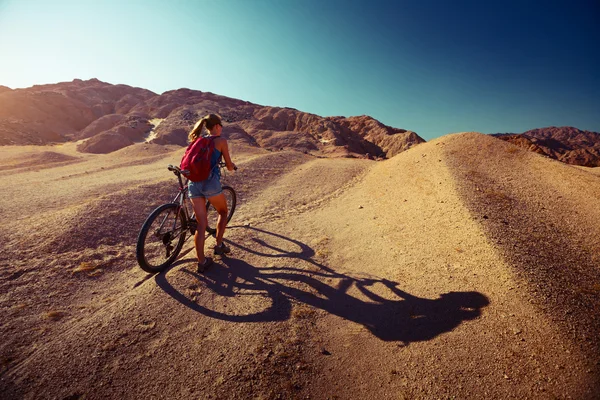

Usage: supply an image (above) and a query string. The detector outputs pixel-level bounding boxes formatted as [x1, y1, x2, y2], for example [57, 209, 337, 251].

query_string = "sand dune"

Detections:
[1, 133, 599, 399]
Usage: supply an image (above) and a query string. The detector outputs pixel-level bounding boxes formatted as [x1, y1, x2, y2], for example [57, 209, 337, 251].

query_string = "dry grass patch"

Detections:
[87, 269, 103, 277]
[44, 311, 66, 321]
[1, 356, 15, 374]
[576, 283, 600, 295]
[72, 261, 103, 276]
[484, 189, 511, 201]
[291, 305, 316, 320]
[73, 261, 97, 273]
[312, 235, 330, 259]
[136, 321, 156, 332]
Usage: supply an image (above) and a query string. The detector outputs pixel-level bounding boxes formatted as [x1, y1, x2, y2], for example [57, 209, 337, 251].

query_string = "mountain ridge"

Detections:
[0, 79, 424, 158]
[493, 126, 600, 167]
[3, 79, 599, 166]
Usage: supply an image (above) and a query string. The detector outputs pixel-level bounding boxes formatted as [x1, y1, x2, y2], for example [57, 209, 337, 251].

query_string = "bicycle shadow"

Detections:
[155, 227, 490, 344]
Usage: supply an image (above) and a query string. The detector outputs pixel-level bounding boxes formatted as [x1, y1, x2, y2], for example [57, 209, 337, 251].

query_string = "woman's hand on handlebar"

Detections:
[218, 161, 237, 171]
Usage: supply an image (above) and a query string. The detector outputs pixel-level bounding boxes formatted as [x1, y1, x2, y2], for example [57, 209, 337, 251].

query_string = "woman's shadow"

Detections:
[155, 226, 489, 345]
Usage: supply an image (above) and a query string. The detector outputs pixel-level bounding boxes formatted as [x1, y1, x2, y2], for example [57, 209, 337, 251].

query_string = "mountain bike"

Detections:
[136, 163, 237, 273]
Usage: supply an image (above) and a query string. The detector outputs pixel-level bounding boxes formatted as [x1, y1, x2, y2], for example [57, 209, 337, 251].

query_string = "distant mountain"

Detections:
[493, 127, 600, 167]
[0, 79, 424, 158]
[0, 79, 155, 147]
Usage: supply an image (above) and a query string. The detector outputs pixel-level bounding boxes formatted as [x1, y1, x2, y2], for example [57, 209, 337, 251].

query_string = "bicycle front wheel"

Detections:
[206, 186, 237, 235]
[136, 203, 187, 273]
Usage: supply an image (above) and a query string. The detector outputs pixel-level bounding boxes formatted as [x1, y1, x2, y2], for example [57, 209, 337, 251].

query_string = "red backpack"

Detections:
[180, 136, 216, 182]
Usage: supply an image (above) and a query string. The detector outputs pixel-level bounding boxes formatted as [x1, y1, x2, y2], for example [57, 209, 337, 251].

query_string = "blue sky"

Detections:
[0, 0, 598, 140]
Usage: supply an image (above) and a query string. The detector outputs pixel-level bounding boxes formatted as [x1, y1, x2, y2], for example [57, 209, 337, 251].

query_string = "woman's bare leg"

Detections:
[207, 193, 229, 246]
[190, 197, 208, 262]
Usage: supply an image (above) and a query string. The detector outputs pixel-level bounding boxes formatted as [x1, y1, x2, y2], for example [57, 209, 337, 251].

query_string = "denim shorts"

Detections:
[188, 172, 222, 199]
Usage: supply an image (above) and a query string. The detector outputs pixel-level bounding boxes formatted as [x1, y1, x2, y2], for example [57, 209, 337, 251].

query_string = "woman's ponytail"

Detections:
[188, 117, 206, 142]
[188, 114, 222, 142]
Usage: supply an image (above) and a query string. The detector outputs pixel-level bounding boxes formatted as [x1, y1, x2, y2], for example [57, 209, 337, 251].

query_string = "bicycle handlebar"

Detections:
[167, 163, 236, 177]
[167, 164, 183, 175]
[217, 161, 238, 171]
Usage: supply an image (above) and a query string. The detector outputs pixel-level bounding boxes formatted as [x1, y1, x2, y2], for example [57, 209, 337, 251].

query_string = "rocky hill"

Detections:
[0, 79, 424, 158]
[493, 126, 600, 167]
[0, 79, 156, 146]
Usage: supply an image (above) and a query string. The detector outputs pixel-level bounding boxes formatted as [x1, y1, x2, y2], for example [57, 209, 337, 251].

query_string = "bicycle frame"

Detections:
[170, 167, 195, 231]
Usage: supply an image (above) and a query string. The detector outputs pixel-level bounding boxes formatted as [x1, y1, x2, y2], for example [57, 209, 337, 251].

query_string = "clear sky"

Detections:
[0, 0, 598, 140]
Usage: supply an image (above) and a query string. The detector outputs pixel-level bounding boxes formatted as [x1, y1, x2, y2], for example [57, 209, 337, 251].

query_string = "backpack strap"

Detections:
[206, 135, 220, 175]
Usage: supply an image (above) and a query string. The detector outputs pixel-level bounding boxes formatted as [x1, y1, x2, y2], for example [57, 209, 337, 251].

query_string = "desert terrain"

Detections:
[1, 131, 599, 399]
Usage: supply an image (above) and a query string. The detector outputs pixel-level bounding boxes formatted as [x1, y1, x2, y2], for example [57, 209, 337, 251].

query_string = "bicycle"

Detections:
[136, 162, 237, 273]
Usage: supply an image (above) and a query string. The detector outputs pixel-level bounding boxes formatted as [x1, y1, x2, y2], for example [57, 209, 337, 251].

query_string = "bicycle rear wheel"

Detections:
[136, 203, 187, 273]
[206, 186, 236, 235]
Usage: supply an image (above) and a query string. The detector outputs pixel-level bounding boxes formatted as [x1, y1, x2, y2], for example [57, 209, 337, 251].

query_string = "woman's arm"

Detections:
[217, 138, 236, 171]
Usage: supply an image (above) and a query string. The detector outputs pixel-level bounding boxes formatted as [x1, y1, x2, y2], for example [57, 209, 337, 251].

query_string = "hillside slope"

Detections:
[0, 133, 599, 399]
[444, 132, 600, 367]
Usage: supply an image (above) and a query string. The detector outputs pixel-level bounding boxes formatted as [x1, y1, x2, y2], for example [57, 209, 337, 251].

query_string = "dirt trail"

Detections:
[1, 135, 599, 399]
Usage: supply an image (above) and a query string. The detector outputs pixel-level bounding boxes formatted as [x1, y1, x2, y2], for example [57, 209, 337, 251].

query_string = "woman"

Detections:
[187, 114, 237, 271]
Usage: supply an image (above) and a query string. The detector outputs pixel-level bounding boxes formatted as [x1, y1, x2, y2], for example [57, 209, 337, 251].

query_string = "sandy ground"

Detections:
[0, 133, 599, 399]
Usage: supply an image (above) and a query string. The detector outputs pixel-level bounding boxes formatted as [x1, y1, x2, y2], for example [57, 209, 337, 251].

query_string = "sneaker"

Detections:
[197, 257, 213, 273]
[213, 243, 231, 255]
